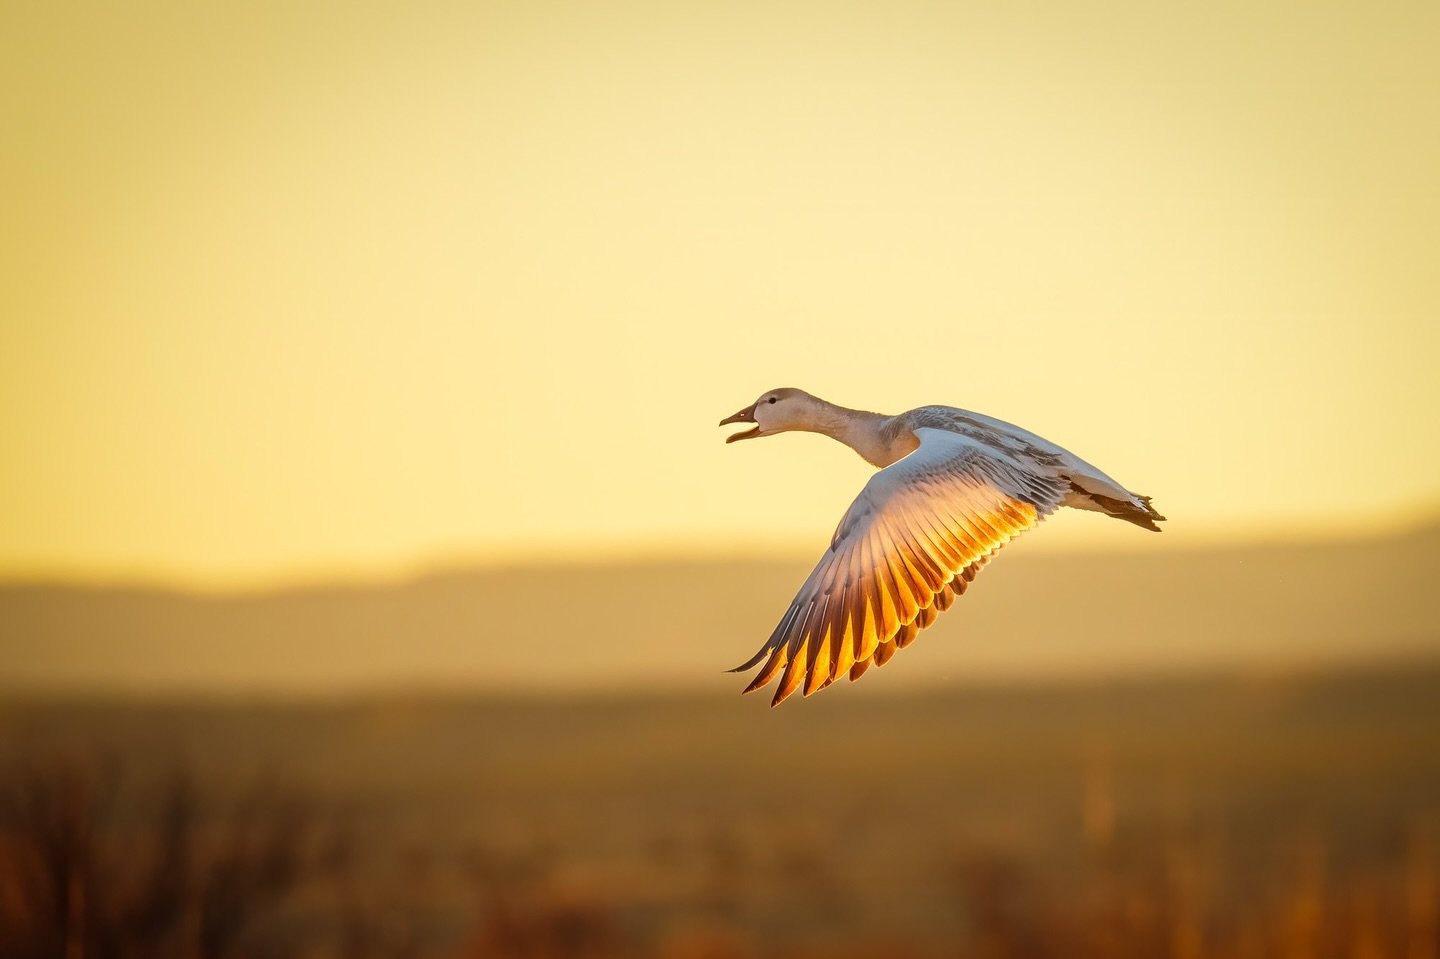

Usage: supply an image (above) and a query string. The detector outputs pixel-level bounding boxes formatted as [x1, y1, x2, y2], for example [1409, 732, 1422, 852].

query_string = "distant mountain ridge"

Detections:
[3, 525, 1438, 696]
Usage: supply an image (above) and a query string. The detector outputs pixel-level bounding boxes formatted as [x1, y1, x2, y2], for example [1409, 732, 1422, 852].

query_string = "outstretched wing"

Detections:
[732, 428, 1069, 706]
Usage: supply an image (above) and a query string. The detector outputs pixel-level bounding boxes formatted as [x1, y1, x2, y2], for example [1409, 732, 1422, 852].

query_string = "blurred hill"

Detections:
[2, 524, 1438, 696]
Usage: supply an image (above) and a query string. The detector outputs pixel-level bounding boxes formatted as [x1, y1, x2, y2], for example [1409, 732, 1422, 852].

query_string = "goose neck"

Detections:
[811, 402, 896, 467]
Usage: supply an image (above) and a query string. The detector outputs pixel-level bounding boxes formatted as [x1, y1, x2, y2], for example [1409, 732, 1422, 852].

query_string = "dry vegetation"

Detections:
[2, 668, 1438, 958]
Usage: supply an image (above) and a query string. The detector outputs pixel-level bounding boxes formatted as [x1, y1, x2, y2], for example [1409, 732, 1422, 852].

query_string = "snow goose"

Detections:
[719, 388, 1165, 706]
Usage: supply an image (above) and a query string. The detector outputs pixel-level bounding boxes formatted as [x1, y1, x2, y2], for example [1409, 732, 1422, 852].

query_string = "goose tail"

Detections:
[1104, 492, 1166, 532]
[1068, 484, 1165, 531]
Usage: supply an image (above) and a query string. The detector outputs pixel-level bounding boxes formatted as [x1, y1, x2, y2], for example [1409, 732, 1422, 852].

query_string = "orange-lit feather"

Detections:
[733, 430, 1074, 705]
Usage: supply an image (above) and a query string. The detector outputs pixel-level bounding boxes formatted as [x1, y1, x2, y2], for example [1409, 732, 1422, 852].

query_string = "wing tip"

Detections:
[726, 648, 770, 673]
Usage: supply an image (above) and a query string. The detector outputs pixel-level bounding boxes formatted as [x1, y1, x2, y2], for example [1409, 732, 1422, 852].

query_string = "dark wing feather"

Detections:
[732, 428, 1068, 706]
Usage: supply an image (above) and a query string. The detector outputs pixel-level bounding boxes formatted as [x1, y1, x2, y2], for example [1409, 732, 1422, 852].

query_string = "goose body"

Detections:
[719, 388, 1165, 706]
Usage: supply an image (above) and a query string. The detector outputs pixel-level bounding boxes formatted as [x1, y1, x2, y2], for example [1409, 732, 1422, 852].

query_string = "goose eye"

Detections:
[767, 397, 777, 404]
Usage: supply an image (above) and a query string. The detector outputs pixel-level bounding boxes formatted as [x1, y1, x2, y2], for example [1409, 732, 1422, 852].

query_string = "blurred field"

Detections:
[4, 666, 1439, 958]
[4, 523, 1438, 696]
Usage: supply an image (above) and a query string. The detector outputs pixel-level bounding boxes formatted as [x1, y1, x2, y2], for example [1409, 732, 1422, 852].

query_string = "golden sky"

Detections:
[2, 0, 1437, 588]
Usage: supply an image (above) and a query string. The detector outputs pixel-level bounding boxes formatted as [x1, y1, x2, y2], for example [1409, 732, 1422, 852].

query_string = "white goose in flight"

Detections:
[719, 388, 1164, 706]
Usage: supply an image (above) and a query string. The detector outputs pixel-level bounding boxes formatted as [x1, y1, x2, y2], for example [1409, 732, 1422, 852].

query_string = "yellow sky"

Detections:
[2, 1, 1437, 587]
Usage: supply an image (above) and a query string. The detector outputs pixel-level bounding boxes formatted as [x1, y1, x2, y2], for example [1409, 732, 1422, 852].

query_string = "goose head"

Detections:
[719, 388, 818, 443]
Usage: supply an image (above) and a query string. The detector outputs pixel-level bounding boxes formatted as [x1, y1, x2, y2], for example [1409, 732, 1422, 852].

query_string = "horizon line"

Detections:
[1, 511, 1435, 598]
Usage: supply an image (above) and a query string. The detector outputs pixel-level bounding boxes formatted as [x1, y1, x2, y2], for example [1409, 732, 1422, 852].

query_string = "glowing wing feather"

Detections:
[731, 428, 1069, 706]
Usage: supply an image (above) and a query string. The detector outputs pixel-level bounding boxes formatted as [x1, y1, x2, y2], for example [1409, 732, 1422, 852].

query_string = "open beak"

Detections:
[719, 404, 762, 443]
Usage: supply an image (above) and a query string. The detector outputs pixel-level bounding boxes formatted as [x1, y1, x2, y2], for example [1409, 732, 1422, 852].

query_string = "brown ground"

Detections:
[3, 666, 1439, 958]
